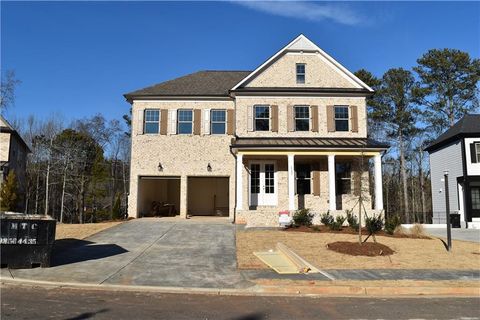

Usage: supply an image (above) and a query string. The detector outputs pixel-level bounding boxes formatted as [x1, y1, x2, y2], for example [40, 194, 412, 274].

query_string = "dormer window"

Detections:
[296, 63, 305, 84]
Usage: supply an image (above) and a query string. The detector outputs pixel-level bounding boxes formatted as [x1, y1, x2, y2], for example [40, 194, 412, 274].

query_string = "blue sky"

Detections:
[2, 1, 479, 125]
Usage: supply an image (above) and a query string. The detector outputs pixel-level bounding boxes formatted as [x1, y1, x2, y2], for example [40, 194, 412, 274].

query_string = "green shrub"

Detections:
[292, 208, 314, 227]
[366, 214, 384, 235]
[329, 215, 346, 231]
[385, 215, 401, 235]
[320, 211, 334, 226]
[346, 210, 359, 231]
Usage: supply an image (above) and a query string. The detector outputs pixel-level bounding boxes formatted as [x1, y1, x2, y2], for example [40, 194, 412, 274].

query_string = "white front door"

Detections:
[249, 161, 277, 206]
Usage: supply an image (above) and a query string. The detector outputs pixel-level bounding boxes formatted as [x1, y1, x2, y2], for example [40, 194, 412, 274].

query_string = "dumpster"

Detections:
[0, 213, 56, 268]
[450, 213, 461, 228]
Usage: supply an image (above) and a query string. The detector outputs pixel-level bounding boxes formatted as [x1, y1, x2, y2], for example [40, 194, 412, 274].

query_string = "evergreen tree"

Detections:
[1, 170, 18, 211]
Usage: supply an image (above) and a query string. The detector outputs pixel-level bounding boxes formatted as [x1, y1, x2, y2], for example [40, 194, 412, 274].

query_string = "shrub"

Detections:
[320, 211, 334, 226]
[410, 224, 427, 238]
[385, 215, 401, 235]
[312, 225, 321, 232]
[365, 214, 384, 235]
[330, 215, 346, 231]
[394, 225, 408, 236]
[346, 210, 359, 231]
[292, 208, 314, 227]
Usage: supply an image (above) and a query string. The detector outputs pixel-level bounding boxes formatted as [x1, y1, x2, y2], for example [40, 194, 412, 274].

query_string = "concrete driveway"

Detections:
[1, 219, 251, 289]
[426, 228, 480, 243]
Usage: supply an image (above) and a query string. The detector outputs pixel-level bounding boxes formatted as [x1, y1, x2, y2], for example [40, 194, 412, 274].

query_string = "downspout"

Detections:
[460, 137, 469, 228]
[229, 136, 239, 225]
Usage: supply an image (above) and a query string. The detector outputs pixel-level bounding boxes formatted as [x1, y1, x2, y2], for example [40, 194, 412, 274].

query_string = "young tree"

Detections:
[414, 49, 480, 134]
[374, 68, 424, 223]
[1, 170, 19, 211]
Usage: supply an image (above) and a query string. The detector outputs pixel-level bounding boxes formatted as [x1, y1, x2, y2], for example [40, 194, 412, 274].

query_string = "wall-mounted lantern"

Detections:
[158, 162, 163, 171]
[207, 163, 212, 172]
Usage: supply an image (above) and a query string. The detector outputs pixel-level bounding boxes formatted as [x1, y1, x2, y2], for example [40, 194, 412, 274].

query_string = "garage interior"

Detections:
[188, 177, 229, 217]
[137, 176, 180, 217]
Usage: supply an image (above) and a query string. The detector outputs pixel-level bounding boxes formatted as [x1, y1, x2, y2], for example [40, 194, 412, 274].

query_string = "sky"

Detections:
[2, 1, 479, 126]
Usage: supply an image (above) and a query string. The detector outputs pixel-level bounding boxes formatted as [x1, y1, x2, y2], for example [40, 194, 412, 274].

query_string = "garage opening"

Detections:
[138, 176, 180, 217]
[188, 177, 229, 217]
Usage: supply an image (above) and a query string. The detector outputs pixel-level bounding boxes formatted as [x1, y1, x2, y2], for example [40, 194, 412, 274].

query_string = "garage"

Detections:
[137, 176, 180, 217]
[188, 177, 229, 216]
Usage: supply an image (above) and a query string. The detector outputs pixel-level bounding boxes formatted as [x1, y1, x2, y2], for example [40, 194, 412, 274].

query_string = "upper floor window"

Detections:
[473, 143, 480, 163]
[211, 110, 226, 134]
[177, 109, 193, 134]
[295, 106, 309, 131]
[336, 162, 351, 195]
[295, 164, 311, 195]
[296, 64, 305, 84]
[254, 105, 270, 131]
[144, 109, 160, 134]
[334, 106, 349, 131]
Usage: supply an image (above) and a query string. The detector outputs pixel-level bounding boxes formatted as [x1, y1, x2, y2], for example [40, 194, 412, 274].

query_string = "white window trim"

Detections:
[334, 105, 350, 132]
[177, 109, 193, 135]
[294, 105, 310, 132]
[210, 109, 227, 135]
[143, 109, 160, 134]
[296, 63, 306, 84]
[254, 105, 270, 132]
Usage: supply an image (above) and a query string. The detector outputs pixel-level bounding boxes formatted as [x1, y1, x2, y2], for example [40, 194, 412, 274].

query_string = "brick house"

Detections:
[125, 34, 388, 226]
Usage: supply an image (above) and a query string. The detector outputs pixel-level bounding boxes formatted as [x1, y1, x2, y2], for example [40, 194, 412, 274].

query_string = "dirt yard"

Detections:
[236, 230, 480, 270]
[55, 222, 123, 240]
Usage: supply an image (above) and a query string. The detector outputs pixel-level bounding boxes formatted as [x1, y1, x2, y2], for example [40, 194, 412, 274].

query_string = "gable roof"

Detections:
[425, 114, 480, 153]
[230, 34, 374, 92]
[0, 115, 31, 153]
[124, 71, 251, 102]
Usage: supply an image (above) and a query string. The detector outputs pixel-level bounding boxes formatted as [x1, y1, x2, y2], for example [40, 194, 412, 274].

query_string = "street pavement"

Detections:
[1, 284, 479, 320]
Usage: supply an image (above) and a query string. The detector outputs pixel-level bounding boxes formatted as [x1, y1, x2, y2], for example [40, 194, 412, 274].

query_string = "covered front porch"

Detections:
[231, 138, 388, 227]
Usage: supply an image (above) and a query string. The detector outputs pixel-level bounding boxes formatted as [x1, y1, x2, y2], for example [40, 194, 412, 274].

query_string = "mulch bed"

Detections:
[327, 241, 395, 256]
[285, 225, 431, 239]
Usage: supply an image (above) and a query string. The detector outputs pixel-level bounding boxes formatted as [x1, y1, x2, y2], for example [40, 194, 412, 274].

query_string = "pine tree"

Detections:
[0, 170, 19, 211]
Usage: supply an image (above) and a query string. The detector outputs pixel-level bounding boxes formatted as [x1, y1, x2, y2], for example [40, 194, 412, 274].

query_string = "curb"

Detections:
[1, 276, 479, 298]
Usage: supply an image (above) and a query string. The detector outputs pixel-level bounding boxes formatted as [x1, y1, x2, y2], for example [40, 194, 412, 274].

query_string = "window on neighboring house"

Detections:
[177, 109, 193, 134]
[295, 106, 309, 131]
[476, 143, 480, 162]
[254, 105, 270, 131]
[211, 110, 226, 134]
[295, 164, 311, 195]
[336, 162, 351, 195]
[144, 109, 160, 134]
[296, 63, 305, 84]
[334, 106, 349, 131]
[471, 187, 480, 210]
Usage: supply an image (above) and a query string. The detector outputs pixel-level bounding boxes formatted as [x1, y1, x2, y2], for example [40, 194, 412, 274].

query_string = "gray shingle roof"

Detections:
[124, 71, 251, 100]
[231, 137, 389, 150]
[425, 114, 480, 152]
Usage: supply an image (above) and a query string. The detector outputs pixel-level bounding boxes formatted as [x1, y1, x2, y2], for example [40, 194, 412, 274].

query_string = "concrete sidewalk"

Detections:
[426, 228, 480, 243]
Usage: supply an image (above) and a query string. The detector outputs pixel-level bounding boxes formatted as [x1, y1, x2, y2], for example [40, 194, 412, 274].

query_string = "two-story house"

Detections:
[125, 34, 389, 227]
[425, 114, 480, 228]
[0, 115, 31, 212]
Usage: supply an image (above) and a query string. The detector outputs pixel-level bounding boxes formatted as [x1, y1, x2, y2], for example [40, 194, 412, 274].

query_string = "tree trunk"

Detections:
[399, 133, 410, 223]
[43, 137, 53, 216]
[60, 158, 68, 223]
[34, 172, 40, 215]
[420, 162, 427, 223]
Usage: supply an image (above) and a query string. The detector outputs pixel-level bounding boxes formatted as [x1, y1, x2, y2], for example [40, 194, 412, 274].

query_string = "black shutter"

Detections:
[471, 143, 477, 163]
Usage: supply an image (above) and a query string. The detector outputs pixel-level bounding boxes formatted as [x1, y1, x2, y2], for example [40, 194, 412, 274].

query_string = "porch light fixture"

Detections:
[158, 162, 163, 171]
[207, 163, 212, 172]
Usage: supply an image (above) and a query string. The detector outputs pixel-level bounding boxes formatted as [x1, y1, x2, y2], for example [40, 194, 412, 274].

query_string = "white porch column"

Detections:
[374, 154, 384, 211]
[328, 154, 336, 211]
[288, 154, 295, 211]
[236, 154, 243, 211]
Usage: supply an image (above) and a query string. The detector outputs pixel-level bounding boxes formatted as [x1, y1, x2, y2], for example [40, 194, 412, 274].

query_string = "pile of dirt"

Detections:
[285, 225, 431, 239]
[326, 241, 395, 256]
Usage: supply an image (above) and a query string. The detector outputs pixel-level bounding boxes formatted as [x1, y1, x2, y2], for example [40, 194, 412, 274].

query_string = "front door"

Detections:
[249, 161, 277, 206]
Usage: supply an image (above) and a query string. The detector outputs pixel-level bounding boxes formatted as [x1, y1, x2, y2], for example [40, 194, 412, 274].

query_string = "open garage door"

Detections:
[138, 176, 180, 217]
[188, 177, 229, 216]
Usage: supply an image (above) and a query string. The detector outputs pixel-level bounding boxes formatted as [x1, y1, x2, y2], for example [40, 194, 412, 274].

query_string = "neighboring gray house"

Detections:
[425, 114, 480, 228]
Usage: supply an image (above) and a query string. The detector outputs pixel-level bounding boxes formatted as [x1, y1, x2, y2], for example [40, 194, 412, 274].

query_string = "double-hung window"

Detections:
[144, 109, 160, 134]
[295, 106, 309, 131]
[476, 143, 480, 162]
[336, 163, 351, 195]
[334, 106, 349, 131]
[177, 109, 193, 134]
[211, 110, 226, 134]
[295, 164, 311, 195]
[296, 63, 305, 84]
[254, 105, 270, 131]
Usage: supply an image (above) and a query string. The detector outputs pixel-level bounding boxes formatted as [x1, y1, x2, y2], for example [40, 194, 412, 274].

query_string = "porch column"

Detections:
[328, 154, 336, 211]
[374, 154, 384, 211]
[288, 154, 295, 211]
[180, 175, 188, 218]
[236, 154, 243, 211]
